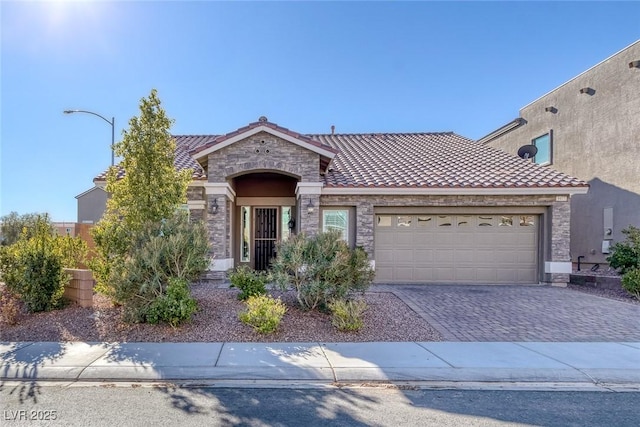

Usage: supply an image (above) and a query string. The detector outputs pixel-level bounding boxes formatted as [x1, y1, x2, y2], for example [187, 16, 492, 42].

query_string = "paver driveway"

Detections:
[376, 285, 640, 342]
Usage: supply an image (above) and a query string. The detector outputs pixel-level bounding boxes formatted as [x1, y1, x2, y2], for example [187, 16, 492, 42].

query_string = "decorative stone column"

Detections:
[186, 183, 206, 222]
[296, 182, 322, 236]
[545, 198, 572, 285]
[204, 183, 236, 281]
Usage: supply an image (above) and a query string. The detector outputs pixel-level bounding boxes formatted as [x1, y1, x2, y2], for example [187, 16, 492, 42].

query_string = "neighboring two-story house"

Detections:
[480, 40, 640, 270]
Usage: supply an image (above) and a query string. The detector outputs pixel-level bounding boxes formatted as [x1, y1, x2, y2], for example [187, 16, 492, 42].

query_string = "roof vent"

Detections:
[629, 60, 640, 68]
[544, 106, 557, 113]
[579, 87, 594, 95]
[331, 125, 335, 135]
[258, 116, 268, 122]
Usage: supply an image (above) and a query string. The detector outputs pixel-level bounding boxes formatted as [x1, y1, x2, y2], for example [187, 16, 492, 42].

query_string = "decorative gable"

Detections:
[189, 118, 337, 181]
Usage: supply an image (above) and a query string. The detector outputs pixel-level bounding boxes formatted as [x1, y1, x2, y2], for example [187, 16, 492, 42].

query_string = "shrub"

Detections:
[0, 214, 69, 312]
[228, 265, 268, 300]
[271, 230, 375, 310]
[607, 226, 640, 274]
[239, 295, 286, 334]
[621, 268, 640, 299]
[145, 278, 197, 327]
[53, 235, 88, 269]
[329, 299, 367, 332]
[110, 213, 210, 322]
[0, 287, 22, 325]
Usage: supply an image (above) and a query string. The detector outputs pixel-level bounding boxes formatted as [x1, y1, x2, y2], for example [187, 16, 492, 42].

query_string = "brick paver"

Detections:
[373, 284, 640, 342]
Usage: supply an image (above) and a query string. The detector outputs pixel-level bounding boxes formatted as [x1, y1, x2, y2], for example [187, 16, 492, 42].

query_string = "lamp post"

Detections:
[64, 109, 115, 166]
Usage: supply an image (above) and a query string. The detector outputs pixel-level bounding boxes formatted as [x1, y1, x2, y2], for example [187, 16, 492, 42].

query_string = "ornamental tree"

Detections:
[91, 89, 193, 299]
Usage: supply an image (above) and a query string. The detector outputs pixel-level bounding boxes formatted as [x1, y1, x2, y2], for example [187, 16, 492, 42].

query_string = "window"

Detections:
[533, 132, 552, 165]
[478, 216, 494, 226]
[519, 215, 535, 227]
[323, 209, 349, 241]
[377, 215, 392, 227]
[499, 216, 513, 227]
[437, 215, 452, 227]
[240, 206, 250, 262]
[416, 216, 433, 227]
[397, 216, 412, 227]
[281, 206, 292, 241]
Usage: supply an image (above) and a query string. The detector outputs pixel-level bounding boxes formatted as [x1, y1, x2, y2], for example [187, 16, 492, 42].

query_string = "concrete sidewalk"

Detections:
[1, 341, 639, 388]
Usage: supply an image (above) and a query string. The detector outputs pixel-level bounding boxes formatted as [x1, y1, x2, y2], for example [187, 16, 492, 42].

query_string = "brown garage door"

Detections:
[374, 214, 538, 284]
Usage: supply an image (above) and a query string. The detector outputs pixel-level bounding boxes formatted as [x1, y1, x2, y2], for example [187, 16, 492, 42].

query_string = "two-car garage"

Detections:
[374, 213, 539, 284]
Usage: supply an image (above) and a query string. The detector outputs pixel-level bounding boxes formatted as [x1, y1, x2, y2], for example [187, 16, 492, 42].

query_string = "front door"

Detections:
[254, 207, 278, 270]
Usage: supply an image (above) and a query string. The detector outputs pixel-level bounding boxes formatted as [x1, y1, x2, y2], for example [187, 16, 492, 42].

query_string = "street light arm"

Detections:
[64, 109, 116, 166]
[63, 109, 114, 126]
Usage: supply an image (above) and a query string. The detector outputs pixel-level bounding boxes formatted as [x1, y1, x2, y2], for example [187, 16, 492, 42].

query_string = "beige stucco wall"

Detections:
[486, 41, 640, 266]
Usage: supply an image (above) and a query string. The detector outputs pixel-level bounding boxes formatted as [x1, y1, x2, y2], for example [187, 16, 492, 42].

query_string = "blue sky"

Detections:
[1, 1, 639, 222]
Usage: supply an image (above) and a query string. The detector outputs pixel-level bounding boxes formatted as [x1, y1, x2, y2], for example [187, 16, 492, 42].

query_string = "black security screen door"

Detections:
[254, 208, 277, 271]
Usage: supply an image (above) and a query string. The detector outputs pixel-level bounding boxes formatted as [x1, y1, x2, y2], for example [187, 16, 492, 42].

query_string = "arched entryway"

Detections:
[232, 172, 299, 270]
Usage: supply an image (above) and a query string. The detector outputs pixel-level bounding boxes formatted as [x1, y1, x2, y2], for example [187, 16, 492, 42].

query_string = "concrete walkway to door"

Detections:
[373, 285, 640, 342]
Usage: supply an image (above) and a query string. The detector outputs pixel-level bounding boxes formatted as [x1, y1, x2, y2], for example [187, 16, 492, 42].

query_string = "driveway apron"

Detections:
[375, 285, 640, 342]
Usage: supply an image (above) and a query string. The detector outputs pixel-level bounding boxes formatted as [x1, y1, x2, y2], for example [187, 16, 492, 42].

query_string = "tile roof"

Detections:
[95, 120, 587, 190]
[94, 142, 207, 182]
[310, 132, 586, 189]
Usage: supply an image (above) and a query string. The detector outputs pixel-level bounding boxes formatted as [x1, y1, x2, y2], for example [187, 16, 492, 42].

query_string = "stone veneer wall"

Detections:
[207, 132, 320, 182]
[320, 193, 571, 284]
[202, 132, 323, 281]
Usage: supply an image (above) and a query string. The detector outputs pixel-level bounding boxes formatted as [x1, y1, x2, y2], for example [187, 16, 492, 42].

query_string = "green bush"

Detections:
[0, 214, 69, 312]
[621, 268, 640, 299]
[228, 265, 268, 300]
[329, 299, 367, 332]
[239, 295, 286, 334]
[607, 226, 640, 274]
[145, 278, 197, 327]
[271, 230, 375, 310]
[109, 213, 210, 322]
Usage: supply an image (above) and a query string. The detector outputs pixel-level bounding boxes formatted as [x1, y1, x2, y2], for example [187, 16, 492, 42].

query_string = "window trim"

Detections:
[532, 130, 553, 166]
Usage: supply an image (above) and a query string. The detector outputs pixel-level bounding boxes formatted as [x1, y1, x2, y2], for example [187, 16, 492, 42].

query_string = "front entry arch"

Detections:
[233, 172, 298, 270]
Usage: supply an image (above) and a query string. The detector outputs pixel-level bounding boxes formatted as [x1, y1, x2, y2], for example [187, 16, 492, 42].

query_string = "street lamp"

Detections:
[64, 109, 115, 166]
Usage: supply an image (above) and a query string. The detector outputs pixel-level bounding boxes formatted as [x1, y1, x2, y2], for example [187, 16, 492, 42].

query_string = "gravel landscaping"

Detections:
[2, 280, 637, 343]
[0, 282, 443, 343]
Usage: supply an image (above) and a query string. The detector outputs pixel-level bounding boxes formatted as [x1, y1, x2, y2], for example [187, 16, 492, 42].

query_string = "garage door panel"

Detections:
[496, 269, 518, 282]
[394, 233, 414, 247]
[376, 249, 394, 263]
[395, 267, 415, 282]
[394, 249, 415, 263]
[476, 268, 497, 282]
[375, 267, 393, 282]
[434, 268, 455, 281]
[455, 267, 476, 281]
[375, 214, 538, 284]
[435, 249, 454, 263]
[413, 267, 434, 281]
[455, 249, 475, 263]
[414, 249, 434, 263]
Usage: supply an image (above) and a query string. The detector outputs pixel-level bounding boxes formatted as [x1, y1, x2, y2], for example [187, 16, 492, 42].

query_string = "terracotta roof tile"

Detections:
[94, 121, 587, 190]
[309, 132, 586, 189]
[94, 140, 206, 182]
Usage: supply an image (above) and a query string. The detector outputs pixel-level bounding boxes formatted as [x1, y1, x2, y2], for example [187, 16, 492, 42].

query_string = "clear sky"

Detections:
[1, 1, 639, 222]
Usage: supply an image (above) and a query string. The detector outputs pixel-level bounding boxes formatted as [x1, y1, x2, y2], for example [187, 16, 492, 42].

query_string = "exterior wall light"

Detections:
[307, 198, 314, 213]
[209, 198, 219, 215]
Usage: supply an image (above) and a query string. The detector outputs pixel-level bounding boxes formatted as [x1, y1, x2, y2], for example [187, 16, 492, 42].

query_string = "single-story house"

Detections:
[87, 116, 588, 284]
